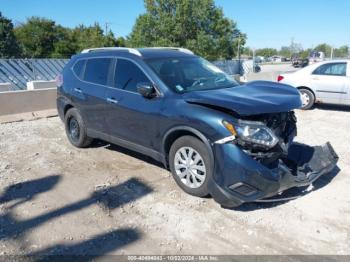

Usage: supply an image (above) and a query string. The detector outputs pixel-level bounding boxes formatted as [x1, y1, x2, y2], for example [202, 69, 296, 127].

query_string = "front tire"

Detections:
[169, 136, 211, 197]
[299, 88, 315, 110]
[64, 108, 93, 148]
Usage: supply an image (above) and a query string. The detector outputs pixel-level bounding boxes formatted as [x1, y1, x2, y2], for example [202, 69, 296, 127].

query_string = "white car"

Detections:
[278, 60, 350, 109]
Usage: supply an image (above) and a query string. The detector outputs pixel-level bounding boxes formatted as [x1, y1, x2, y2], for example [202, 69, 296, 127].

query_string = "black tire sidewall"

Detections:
[299, 89, 315, 110]
[64, 108, 92, 148]
[169, 136, 212, 197]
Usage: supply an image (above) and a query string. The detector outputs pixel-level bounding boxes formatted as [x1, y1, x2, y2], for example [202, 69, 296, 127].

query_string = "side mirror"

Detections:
[137, 82, 156, 98]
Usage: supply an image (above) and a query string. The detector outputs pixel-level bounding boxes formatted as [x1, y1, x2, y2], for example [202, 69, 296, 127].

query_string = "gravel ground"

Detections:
[0, 105, 350, 256]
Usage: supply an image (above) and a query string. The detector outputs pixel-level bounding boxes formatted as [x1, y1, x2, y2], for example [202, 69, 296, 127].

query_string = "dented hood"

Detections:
[184, 81, 302, 115]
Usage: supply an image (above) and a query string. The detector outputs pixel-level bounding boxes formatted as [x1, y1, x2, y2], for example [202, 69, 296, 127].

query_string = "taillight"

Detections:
[55, 74, 63, 87]
[277, 75, 284, 82]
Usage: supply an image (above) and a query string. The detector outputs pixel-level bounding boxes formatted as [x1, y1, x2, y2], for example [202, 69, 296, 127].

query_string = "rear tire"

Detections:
[299, 88, 315, 110]
[64, 108, 93, 148]
[169, 136, 211, 197]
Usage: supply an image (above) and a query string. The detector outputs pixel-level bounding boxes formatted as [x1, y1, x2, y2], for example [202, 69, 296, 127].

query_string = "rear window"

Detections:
[83, 58, 114, 86]
[312, 63, 347, 76]
[73, 60, 85, 78]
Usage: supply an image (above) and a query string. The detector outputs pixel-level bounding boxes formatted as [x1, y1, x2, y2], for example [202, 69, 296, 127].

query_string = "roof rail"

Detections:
[146, 47, 194, 55]
[81, 47, 142, 56]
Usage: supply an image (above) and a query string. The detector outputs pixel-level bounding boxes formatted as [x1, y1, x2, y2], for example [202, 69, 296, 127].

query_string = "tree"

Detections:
[279, 46, 291, 57]
[289, 41, 302, 55]
[299, 48, 312, 59]
[14, 17, 58, 58]
[314, 43, 332, 57]
[72, 23, 121, 52]
[0, 12, 20, 58]
[255, 48, 277, 58]
[51, 25, 77, 58]
[334, 45, 349, 58]
[128, 0, 245, 60]
[116, 36, 126, 47]
[241, 46, 253, 56]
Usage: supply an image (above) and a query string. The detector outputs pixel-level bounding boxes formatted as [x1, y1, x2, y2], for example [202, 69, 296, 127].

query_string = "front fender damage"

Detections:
[209, 136, 339, 207]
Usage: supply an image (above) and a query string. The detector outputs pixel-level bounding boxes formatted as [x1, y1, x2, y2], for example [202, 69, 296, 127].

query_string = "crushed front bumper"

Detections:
[208, 142, 339, 208]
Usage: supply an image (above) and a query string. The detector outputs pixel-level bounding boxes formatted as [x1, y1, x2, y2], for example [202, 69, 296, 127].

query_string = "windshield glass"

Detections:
[146, 57, 239, 93]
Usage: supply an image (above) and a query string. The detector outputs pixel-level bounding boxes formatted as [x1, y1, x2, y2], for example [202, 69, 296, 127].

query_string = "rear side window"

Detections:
[73, 59, 85, 78]
[312, 63, 347, 76]
[84, 58, 114, 86]
[114, 59, 149, 92]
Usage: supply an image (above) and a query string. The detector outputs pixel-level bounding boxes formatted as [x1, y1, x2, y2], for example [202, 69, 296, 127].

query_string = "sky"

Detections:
[1, 0, 349, 49]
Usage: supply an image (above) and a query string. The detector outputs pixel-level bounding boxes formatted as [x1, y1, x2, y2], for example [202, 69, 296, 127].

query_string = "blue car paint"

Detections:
[57, 48, 338, 208]
[184, 80, 302, 115]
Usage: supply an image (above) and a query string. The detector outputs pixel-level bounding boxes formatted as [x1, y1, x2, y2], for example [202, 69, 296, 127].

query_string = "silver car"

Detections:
[278, 60, 350, 109]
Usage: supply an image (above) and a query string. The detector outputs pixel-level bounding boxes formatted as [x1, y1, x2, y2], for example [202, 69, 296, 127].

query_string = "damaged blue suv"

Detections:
[57, 47, 338, 207]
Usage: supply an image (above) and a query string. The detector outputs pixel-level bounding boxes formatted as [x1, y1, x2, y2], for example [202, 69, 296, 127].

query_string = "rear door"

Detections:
[343, 62, 350, 105]
[105, 58, 163, 151]
[71, 57, 114, 133]
[310, 62, 348, 104]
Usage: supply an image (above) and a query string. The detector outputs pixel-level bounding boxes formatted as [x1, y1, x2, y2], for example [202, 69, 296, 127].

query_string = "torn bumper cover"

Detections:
[208, 141, 339, 208]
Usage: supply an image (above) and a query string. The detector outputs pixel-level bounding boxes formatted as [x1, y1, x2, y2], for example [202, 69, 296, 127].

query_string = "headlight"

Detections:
[222, 120, 278, 148]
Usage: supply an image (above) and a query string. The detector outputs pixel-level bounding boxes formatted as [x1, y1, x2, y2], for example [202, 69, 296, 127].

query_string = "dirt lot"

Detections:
[0, 105, 350, 256]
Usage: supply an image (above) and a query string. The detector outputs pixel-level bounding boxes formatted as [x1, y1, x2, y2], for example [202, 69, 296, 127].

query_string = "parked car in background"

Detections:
[291, 54, 309, 68]
[269, 56, 286, 63]
[57, 47, 338, 208]
[254, 56, 265, 63]
[278, 60, 350, 109]
[308, 51, 325, 65]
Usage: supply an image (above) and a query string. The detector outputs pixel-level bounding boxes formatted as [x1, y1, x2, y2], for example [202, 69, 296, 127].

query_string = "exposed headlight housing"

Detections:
[222, 120, 279, 148]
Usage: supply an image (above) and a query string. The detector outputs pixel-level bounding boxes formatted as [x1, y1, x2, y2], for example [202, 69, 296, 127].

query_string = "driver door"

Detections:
[105, 58, 163, 151]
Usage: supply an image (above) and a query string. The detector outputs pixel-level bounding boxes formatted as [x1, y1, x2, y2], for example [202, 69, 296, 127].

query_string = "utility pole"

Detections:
[252, 48, 256, 73]
[104, 22, 112, 36]
[233, 32, 241, 60]
[330, 46, 334, 59]
[237, 36, 241, 60]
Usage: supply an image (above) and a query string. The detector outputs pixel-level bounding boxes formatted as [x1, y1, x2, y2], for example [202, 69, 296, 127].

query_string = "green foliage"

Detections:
[116, 36, 126, 47]
[299, 48, 312, 59]
[14, 17, 57, 58]
[51, 25, 77, 58]
[241, 46, 253, 56]
[2, 10, 349, 60]
[128, 0, 245, 60]
[334, 45, 349, 58]
[314, 43, 332, 57]
[0, 12, 21, 58]
[72, 23, 107, 51]
[255, 48, 277, 58]
[278, 46, 291, 58]
[11, 16, 127, 58]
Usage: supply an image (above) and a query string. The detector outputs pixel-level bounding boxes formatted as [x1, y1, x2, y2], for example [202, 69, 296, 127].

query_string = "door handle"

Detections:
[312, 77, 319, 80]
[107, 97, 119, 104]
[74, 87, 82, 93]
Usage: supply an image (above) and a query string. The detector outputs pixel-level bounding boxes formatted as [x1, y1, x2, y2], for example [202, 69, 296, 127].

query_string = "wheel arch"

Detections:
[64, 104, 74, 116]
[297, 86, 316, 98]
[162, 126, 214, 169]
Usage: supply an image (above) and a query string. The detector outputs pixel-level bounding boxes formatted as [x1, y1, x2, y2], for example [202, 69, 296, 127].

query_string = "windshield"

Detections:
[146, 57, 239, 93]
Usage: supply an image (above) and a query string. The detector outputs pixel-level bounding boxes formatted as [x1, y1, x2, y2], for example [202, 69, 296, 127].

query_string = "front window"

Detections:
[114, 59, 149, 92]
[146, 57, 239, 93]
